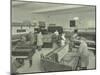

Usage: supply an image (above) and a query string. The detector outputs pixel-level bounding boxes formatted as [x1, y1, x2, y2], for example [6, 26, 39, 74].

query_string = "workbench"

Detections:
[40, 44, 79, 72]
[11, 42, 35, 73]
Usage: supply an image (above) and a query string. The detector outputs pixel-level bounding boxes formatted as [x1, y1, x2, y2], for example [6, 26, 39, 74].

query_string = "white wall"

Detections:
[12, 7, 95, 34]
[12, 8, 33, 22]
[12, 8, 34, 34]
[45, 10, 95, 30]
[31, 10, 95, 32]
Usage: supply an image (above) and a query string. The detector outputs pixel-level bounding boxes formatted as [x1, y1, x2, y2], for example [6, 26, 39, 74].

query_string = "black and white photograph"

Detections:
[11, 0, 96, 74]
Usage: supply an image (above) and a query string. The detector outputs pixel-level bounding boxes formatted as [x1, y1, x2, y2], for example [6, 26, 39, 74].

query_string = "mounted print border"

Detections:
[11, 0, 96, 74]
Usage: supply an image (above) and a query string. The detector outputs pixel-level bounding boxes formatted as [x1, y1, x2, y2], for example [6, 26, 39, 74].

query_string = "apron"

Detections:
[37, 34, 43, 46]
[79, 41, 89, 67]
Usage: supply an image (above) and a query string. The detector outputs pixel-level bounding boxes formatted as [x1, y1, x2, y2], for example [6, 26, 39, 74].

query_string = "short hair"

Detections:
[74, 29, 78, 33]
[80, 37, 87, 41]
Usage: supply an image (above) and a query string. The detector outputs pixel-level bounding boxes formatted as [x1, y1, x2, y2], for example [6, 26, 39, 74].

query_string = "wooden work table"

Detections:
[40, 44, 79, 72]
[11, 41, 35, 73]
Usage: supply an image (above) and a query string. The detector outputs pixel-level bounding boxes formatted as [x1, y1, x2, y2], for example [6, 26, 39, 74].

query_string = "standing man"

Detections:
[54, 30, 59, 36]
[52, 30, 59, 48]
[72, 29, 78, 41]
[61, 33, 66, 46]
[37, 31, 43, 51]
[27, 31, 36, 67]
[69, 29, 79, 52]
[78, 37, 89, 70]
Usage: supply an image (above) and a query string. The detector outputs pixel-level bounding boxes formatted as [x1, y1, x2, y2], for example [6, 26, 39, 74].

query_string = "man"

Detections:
[61, 33, 66, 46]
[72, 29, 78, 41]
[78, 37, 89, 70]
[54, 30, 59, 36]
[69, 29, 79, 52]
[52, 30, 59, 48]
[37, 31, 43, 51]
[27, 31, 34, 44]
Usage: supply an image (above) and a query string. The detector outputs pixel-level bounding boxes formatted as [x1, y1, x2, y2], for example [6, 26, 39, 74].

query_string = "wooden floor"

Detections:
[16, 48, 96, 73]
[87, 50, 96, 69]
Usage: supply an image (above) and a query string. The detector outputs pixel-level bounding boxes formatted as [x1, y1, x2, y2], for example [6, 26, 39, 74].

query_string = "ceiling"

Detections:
[12, 0, 95, 14]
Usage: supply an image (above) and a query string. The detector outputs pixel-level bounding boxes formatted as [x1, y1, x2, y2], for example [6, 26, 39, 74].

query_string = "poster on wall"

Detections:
[11, 0, 96, 75]
[70, 20, 76, 27]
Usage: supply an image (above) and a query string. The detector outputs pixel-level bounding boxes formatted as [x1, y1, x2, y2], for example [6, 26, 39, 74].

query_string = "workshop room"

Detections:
[11, 0, 96, 74]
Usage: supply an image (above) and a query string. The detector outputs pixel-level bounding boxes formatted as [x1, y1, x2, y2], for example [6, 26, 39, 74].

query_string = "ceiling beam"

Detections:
[32, 5, 84, 13]
[12, 0, 31, 7]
